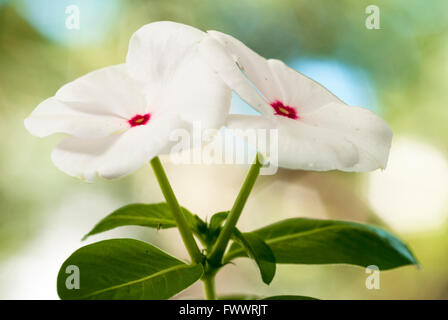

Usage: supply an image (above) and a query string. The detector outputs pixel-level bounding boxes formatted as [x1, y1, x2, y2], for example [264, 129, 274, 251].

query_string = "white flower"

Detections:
[25, 22, 231, 181]
[199, 31, 393, 172]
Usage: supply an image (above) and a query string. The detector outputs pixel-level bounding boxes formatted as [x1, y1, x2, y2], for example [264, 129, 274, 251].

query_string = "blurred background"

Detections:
[1, 0, 448, 299]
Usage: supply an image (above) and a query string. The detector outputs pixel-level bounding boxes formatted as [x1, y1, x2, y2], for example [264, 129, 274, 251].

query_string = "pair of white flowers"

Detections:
[25, 21, 392, 181]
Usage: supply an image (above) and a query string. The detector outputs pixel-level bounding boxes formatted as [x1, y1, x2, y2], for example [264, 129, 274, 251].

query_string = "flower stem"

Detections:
[150, 157, 203, 264]
[202, 274, 217, 300]
[208, 154, 263, 266]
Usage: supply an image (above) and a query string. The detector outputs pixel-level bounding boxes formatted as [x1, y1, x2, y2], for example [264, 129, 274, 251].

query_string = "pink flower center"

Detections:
[270, 100, 299, 119]
[128, 113, 151, 127]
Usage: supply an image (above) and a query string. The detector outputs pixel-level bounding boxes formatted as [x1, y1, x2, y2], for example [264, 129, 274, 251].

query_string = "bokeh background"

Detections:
[1, 0, 448, 299]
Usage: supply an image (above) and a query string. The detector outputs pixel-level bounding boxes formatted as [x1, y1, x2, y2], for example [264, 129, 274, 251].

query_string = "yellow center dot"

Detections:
[278, 107, 289, 114]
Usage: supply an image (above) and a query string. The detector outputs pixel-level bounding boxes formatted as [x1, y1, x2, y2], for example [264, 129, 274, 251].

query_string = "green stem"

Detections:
[202, 274, 217, 300]
[208, 154, 263, 266]
[150, 157, 203, 264]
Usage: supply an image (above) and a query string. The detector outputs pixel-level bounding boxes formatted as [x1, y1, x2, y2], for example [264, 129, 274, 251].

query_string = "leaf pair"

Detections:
[58, 202, 419, 300]
[82, 203, 419, 271]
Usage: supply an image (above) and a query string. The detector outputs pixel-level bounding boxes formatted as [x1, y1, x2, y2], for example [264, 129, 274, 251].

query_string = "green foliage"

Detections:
[201, 211, 276, 284]
[225, 218, 418, 270]
[58, 204, 418, 300]
[208, 211, 229, 239]
[83, 203, 197, 240]
[193, 211, 229, 248]
[57, 239, 203, 300]
[232, 229, 276, 285]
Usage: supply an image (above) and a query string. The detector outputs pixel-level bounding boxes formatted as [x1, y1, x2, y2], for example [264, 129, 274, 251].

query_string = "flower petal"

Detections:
[24, 98, 128, 139]
[51, 114, 186, 181]
[302, 103, 393, 170]
[205, 31, 392, 172]
[227, 114, 360, 171]
[25, 65, 146, 138]
[199, 31, 343, 116]
[266, 59, 343, 114]
[199, 31, 272, 114]
[126, 21, 204, 84]
[127, 22, 231, 128]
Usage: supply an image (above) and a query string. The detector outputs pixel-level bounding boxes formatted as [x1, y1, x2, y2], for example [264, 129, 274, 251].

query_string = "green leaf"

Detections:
[208, 211, 229, 235]
[57, 239, 203, 300]
[200, 211, 229, 246]
[190, 214, 208, 235]
[82, 203, 195, 240]
[262, 295, 318, 300]
[232, 229, 276, 285]
[225, 218, 418, 270]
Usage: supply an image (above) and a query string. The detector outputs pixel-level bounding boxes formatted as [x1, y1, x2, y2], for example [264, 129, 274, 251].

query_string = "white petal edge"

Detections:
[126, 21, 231, 129]
[126, 21, 204, 84]
[24, 98, 129, 139]
[198, 31, 271, 114]
[226, 114, 362, 171]
[25, 65, 147, 138]
[199, 31, 343, 116]
[301, 102, 393, 170]
[51, 113, 187, 181]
